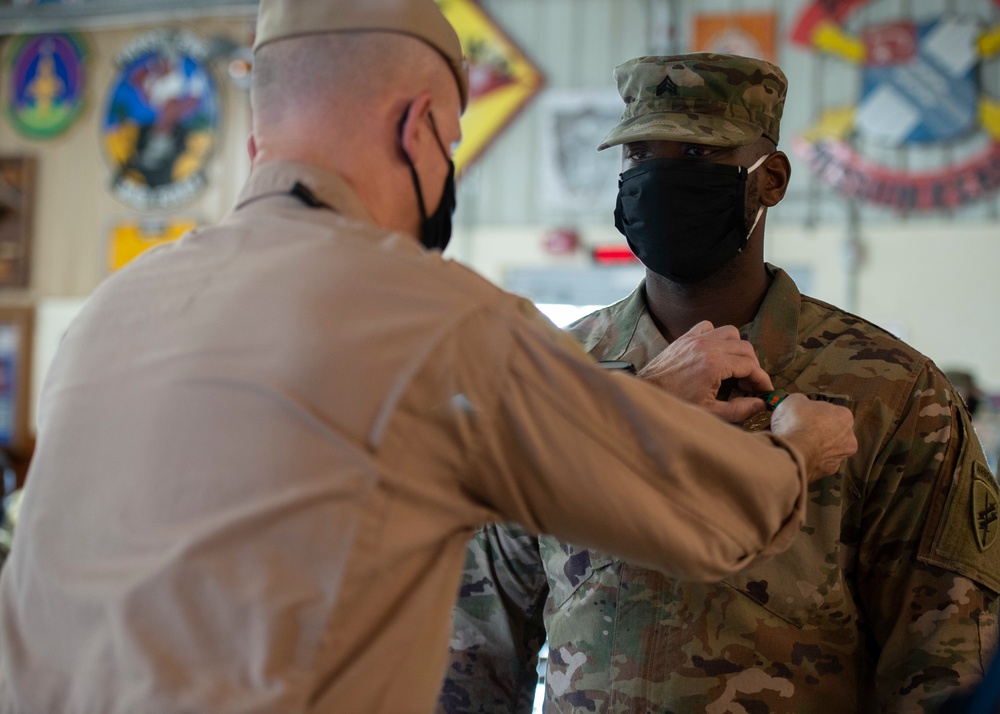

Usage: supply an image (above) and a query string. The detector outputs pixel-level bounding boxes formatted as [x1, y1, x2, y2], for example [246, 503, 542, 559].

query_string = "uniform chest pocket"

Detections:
[538, 536, 618, 609]
[722, 487, 851, 628]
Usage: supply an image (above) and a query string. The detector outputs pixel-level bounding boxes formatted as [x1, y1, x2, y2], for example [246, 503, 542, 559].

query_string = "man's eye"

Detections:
[683, 146, 712, 158]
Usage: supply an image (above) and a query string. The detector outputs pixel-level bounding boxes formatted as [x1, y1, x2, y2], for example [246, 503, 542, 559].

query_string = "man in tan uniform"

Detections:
[0, 4, 856, 713]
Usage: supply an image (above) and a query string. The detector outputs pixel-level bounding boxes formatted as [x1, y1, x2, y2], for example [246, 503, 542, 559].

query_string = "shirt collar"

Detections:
[741, 265, 802, 376]
[587, 264, 802, 373]
[571, 279, 667, 366]
[235, 160, 375, 224]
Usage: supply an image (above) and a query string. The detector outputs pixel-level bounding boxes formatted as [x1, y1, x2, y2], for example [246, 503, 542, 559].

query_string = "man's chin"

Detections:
[646, 257, 744, 292]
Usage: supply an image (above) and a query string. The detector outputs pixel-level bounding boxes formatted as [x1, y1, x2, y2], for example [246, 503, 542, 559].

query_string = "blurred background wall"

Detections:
[1, 0, 999, 468]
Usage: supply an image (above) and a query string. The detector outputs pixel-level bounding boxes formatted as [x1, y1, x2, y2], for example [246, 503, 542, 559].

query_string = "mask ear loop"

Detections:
[739, 153, 772, 253]
[425, 112, 451, 162]
[746, 153, 772, 174]
[745, 206, 765, 241]
[398, 102, 429, 223]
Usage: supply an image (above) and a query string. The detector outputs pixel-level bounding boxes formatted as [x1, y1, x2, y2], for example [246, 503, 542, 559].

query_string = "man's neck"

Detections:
[644, 261, 771, 343]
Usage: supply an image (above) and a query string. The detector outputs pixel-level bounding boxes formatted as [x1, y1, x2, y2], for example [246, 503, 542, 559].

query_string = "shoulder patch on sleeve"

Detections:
[972, 463, 999, 552]
[922, 457, 1000, 594]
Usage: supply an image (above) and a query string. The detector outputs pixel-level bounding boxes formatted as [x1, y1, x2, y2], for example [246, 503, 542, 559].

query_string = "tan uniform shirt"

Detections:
[0, 162, 812, 714]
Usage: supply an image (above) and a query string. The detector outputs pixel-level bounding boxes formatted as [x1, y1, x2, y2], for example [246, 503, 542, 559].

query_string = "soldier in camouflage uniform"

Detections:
[438, 54, 1000, 713]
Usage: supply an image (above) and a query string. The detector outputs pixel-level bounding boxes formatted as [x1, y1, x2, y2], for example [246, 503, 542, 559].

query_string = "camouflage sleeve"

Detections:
[436, 523, 548, 714]
[855, 364, 999, 711]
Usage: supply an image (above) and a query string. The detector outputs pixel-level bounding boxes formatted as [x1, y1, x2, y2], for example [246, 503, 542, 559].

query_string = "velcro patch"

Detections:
[973, 462, 999, 552]
[923, 458, 1000, 594]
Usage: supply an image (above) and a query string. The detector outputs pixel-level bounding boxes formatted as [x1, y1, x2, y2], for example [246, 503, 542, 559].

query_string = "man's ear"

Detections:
[760, 151, 791, 207]
[398, 92, 434, 162]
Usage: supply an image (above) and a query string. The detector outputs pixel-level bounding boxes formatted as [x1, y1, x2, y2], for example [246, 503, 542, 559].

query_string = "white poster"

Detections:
[538, 90, 624, 213]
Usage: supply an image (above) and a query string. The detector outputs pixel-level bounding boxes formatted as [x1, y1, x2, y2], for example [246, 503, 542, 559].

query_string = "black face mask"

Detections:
[614, 155, 768, 283]
[400, 108, 456, 252]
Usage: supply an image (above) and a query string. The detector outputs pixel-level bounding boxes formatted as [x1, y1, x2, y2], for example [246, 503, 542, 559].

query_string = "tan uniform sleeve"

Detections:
[463, 299, 810, 583]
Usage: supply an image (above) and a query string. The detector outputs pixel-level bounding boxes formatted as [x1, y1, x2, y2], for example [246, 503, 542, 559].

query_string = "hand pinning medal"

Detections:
[741, 389, 789, 432]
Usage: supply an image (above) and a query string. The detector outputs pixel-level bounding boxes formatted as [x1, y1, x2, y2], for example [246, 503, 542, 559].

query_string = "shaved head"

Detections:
[251, 32, 455, 137]
[247, 29, 464, 237]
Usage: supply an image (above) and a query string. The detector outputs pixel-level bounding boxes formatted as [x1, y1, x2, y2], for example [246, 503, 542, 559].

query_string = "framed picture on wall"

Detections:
[692, 11, 778, 62]
[440, 0, 545, 177]
[106, 215, 200, 273]
[0, 306, 33, 451]
[538, 89, 623, 214]
[0, 156, 36, 289]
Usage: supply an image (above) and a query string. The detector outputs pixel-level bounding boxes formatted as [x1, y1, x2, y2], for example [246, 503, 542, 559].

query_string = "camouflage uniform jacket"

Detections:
[440, 266, 1000, 714]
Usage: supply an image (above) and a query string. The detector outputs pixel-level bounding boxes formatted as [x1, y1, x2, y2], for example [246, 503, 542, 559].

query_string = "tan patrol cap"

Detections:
[254, 0, 469, 108]
[598, 53, 787, 151]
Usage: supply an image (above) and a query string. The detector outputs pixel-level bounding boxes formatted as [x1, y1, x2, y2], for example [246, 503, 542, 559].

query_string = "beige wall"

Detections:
[769, 222, 1000, 391]
[1, 19, 254, 432]
[0, 18, 254, 300]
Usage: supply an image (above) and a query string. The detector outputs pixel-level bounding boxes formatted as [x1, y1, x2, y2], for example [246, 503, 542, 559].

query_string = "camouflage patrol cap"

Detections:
[597, 53, 787, 151]
[253, 0, 469, 108]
